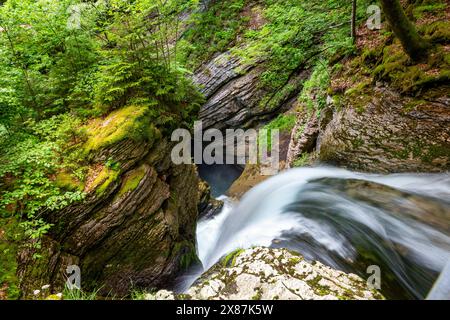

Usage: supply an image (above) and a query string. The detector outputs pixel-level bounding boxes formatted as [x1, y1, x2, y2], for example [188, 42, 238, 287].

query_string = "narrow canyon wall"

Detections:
[17, 137, 201, 297]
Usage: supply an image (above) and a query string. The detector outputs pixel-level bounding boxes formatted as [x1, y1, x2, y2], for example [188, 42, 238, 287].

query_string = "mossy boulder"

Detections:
[83, 105, 161, 156]
[82, 105, 162, 172]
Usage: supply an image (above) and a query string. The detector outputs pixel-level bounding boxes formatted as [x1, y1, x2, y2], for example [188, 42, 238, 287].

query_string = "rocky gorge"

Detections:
[1, 0, 449, 301]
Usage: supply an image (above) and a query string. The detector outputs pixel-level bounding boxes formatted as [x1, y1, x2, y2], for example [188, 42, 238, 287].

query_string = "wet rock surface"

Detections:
[198, 180, 224, 219]
[287, 111, 320, 168]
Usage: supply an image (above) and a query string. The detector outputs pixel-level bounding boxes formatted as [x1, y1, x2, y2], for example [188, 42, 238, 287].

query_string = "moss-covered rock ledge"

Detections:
[145, 247, 384, 300]
[16, 106, 201, 298]
[288, 2, 450, 173]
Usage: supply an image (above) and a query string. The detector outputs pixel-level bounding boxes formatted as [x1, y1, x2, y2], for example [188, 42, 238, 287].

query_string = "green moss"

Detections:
[391, 138, 450, 165]
[372, 46, 408, 80]
[422, 144, 450, 164]
[251, 287, 262, 300]
[259, 114, 296, 149]
[410, 70, 450, 92]
[413, 2, 448, 20]
[0, 217, 21, 299]
[422, 20, 450, 43]
[292, 153, 311, 168]
[352, 137, 364, 149]
[222, 248, 245, 267]
[289, 257, 301, 264]
[55, 171, 84, 192]
[372, 41, 450, 94]
[337, 288, 357, 300]
[343, 80, 374, 113]
[404, 99, 427, 112]
[115, 166, 146, 198]
[264, 114, 296, 132]
[83, 105, 161, 155]
[299, 60, 331, 112]
[177, 293, 192, 300]
[444, 52, 450, 65]
[307, 275, 331, 296]
[90, 166, 120, 195]
[172, 241, 200, 271]
[345, 81, 371, 96]
[361, 47, 383, 65]
[258, 83, 297, 110]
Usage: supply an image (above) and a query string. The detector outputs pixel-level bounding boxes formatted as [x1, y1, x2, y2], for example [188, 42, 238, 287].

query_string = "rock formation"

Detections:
[193, 52, 308, 130]
[146, 247, 384, 300]
[17, 137, 201, 298]
[317, 87, 450, 173]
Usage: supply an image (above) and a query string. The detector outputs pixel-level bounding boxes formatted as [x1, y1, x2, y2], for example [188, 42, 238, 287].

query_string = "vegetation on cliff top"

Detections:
[330, 0, 449, 109]
[180, 0, 373, 112]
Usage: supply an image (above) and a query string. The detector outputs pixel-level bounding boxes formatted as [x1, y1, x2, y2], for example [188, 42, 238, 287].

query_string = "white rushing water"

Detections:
[194, 167, 450, 298]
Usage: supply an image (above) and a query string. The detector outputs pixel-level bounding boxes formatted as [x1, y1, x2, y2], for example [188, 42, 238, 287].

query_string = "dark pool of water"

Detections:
[197, 164, 243, 197]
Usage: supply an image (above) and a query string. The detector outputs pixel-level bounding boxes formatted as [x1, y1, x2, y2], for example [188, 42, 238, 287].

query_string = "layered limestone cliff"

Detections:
[17, 108, 202, 298]
[193, 52, 309, 130]
[316, 87, 450, 173]
[288, 8, 450, 173]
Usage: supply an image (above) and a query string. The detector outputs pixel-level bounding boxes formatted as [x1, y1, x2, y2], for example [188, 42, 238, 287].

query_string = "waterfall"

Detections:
[195, 167, 450, 299]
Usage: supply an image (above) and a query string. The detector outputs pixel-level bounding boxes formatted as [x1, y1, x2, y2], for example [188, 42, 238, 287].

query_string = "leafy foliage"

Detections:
[232, 0, 362, 90]
[0, 217, 21, 299]
[299, 60, 331, 112]
[0, 0, 204, 288]
[0, 115, 86, 245]
[178, 0, 246, 69]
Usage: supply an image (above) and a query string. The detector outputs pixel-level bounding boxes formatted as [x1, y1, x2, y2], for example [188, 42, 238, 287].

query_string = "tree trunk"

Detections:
[379, 0, 430, 61]
[351, 0, 357, 44]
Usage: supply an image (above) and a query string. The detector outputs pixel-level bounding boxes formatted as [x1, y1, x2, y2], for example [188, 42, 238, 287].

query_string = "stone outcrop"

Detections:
[198, 180, 224, 219]
[317, 87, 450, 173]
[146, 247, 383, 300]
[227, 164, 268, 199]
[17, 138, 201, 298]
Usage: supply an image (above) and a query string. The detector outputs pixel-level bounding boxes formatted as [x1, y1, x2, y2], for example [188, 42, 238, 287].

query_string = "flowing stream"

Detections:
[193, 167, 450, 299]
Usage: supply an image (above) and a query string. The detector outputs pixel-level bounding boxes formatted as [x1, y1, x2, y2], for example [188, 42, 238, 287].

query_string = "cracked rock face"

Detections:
[148, 247, 384, 300]
[317, 87, 450, 173]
